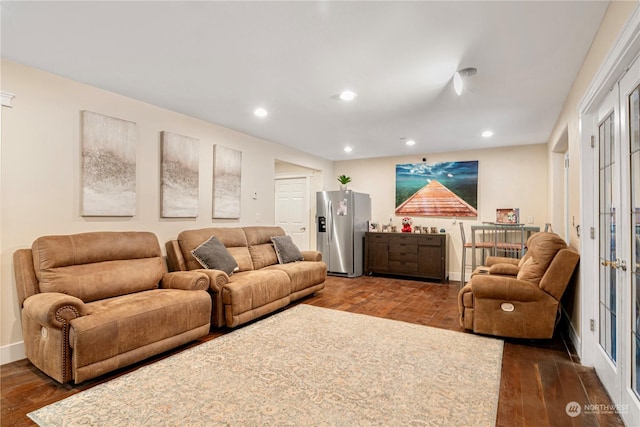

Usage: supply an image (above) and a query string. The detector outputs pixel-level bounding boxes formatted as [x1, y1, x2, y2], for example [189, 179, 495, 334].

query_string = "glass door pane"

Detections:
[600, 111, 617, 363]
[629, 83, 640, 396]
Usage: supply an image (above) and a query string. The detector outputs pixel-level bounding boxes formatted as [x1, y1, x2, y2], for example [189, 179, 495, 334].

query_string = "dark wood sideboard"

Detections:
[364, 232, 449, 283]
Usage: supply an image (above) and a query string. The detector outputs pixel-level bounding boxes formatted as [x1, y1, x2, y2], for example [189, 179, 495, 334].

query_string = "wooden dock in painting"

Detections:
[395, 180, 477, 217]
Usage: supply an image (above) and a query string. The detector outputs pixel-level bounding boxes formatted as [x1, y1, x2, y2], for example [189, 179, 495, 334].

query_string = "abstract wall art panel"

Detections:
[395, 161, 478, 217]
[81, 111, 137, 216]
[212, 145, 241, 219]
[161, 131, 199, 218]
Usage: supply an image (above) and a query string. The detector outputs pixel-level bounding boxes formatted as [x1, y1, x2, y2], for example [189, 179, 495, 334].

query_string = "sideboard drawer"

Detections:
[389, 260, 418, 273]
[389, 242, 417, 254]
[389, 252, 418, 263]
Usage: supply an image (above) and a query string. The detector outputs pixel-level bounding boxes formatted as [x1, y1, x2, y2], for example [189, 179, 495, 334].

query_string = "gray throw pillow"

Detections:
[191, 236, 239, 275]
[271, 235, 304, 264]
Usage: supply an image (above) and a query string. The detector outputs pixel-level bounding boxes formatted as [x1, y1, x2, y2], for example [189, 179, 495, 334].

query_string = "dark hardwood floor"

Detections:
[1, 276, 624, 426]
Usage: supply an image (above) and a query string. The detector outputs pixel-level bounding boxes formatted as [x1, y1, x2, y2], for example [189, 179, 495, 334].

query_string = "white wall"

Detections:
[335, 143, 549, 283]
[0, 60, 334, 360]
[545, 1, 638, 345]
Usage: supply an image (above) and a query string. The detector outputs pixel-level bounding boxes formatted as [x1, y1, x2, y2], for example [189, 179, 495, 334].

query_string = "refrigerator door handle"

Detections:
[327, 200, 333, 245]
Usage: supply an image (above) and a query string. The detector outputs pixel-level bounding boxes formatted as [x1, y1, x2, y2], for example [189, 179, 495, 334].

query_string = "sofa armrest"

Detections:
[193, 269, 229, 293]
[22, 293, 86, 328]
[161, 271, 209, 291]
[471, 275, 544, 303]
[488, 263, 520, 276]
[301, 251, 322, 262]
[485, 256, 519, 267]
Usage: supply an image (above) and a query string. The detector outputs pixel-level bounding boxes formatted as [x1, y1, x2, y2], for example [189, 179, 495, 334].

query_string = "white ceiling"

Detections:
[1, 1, 609, 161]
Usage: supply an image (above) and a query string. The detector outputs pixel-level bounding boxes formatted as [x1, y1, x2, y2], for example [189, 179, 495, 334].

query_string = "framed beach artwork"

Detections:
[81, 111, 137, 216]
[161, 131, 199, 218]
[212, 145, 242, 219]
[395, 161, 478, 217]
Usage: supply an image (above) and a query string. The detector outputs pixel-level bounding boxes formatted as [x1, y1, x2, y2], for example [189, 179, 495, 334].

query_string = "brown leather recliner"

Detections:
[458, 232, 579, 339]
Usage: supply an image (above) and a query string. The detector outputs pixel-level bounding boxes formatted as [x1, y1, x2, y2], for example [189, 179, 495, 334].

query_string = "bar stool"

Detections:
[459, 222, 495, 287]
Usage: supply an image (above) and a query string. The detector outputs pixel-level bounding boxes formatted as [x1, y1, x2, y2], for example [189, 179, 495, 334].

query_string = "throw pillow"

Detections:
[271, 235, 304, 264]
[191, 236, 239, 275]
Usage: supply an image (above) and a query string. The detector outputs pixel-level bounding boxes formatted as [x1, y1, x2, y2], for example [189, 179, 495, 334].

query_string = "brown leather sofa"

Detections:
[166, 226, 327, 328]
[13, 231, 212, 384]
[458, 232, 579, 339]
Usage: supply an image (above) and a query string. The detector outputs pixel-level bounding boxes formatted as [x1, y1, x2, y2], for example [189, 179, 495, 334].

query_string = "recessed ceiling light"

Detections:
[482, 130, 493, 138]
[254, 107, 268, 118]
[344, 146, 353, 153]
[405, 139, 416, 146]
[339, 90, 357, 101]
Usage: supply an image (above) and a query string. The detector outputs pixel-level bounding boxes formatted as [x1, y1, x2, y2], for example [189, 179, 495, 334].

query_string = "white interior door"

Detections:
[274, 177, 310, 250]
[592, 56, 640, 426]
[620, 56, 640, 424]
[593, 87, 622, 399]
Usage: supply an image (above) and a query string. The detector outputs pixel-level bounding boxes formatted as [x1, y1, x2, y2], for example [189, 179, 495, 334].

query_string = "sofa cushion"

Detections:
[265, 261, 327, 293]
[271, 235, 304, 264]
[192, 236, 239, 275]
[248, 244, 279, 270]
[69, 289, 211, 369]
[244, 226, 285, 269]
[177, 228, 253, 272]
[516, 232, 567, 285]
[32, 232, 164, 302]
[222, 270, 291, 313]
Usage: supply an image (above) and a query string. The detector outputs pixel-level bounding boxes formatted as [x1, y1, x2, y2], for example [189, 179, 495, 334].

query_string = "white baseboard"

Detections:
[448, 271, 465, 284]
[1, 341, 25, 365]
[561, 306, 582, 361]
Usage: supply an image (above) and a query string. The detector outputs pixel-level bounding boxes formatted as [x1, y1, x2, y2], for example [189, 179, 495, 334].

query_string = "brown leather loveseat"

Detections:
[13, 231, 212, 384]
[165, 226, 327, 328]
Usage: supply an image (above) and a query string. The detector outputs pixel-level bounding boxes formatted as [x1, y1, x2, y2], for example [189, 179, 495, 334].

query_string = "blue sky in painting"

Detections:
[395, 161, 478, 179]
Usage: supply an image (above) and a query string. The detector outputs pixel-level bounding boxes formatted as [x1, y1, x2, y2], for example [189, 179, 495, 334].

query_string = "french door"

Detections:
[592, 55, 640, 425]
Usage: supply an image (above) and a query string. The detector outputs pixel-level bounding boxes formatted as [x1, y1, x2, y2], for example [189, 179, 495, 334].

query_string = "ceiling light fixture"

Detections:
[405, 139, 416, 146]
[453, 67, 477, 96]
[482, 130, 494, 137]
[339, 90, 357, 101]
[344, 146, 353, 153]
[254, 107, 268, 118]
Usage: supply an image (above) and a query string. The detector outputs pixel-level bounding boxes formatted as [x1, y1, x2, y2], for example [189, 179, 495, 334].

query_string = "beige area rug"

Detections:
[28, 305, 503, 426]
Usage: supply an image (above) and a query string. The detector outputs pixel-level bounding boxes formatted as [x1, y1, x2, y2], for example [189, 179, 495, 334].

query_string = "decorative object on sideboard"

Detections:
[401, 217, 412, 233]
[337, 174, 351, 191]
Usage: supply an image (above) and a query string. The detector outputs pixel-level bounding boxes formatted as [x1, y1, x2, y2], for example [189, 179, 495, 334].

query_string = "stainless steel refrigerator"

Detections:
[316, 191, 371, 277]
